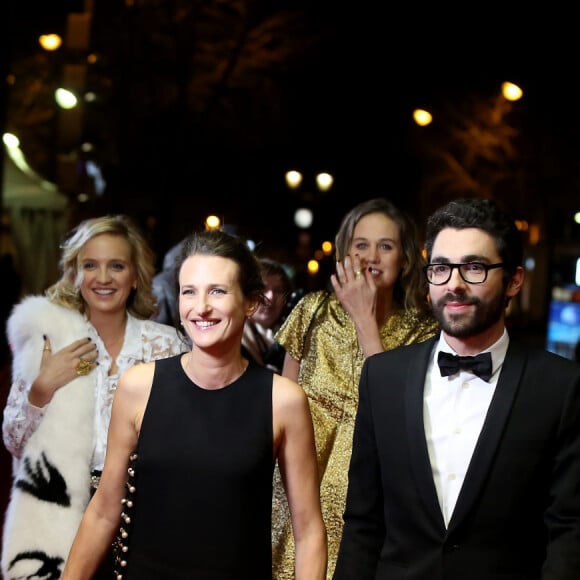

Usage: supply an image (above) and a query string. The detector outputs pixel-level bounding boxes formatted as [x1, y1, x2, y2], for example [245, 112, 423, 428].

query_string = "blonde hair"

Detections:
[45, 215, 158, 319]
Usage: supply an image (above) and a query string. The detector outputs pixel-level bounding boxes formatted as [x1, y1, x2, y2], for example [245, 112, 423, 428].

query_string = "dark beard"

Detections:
[432, 291, 507, 338]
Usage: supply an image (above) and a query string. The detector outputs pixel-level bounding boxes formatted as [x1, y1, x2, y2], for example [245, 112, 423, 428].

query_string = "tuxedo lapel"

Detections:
[405, 336, 447, 531]
[448, 342, 526, 529]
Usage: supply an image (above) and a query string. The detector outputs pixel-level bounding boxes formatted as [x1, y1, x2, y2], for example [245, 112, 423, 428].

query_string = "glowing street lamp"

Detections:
[413, 108, 433, 127]
[39, 34, 62, 51]
[502, 81, 523, 102]
[285, 170, 303, 189]
[205, 215, 221, 230]
[55, 88, 78, 110]
[315, 172, 333, 192]
[294, 208, 313, 229]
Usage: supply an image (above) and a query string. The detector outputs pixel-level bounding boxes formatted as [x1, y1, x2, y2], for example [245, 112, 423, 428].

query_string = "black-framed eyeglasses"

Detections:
[423, 262, 506, 285]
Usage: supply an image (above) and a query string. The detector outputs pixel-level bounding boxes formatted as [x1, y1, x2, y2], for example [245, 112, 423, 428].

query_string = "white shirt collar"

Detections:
[436, 328, 509, 379]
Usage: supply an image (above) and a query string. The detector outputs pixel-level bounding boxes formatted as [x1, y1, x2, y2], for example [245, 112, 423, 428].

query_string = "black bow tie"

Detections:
[437, 351, 493, 381]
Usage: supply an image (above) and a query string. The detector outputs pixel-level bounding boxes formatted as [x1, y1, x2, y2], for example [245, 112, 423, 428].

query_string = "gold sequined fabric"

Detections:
[272, 290, 439, 579]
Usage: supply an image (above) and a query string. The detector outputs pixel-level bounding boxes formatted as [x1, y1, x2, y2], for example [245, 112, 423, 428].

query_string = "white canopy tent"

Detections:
[2, 148, 70, 295]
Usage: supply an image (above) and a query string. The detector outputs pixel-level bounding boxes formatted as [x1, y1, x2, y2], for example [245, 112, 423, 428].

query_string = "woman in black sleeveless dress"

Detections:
[62, 229, 327, 580]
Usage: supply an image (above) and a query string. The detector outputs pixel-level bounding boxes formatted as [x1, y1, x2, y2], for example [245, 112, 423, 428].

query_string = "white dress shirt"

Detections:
[423, 329, 509, 526]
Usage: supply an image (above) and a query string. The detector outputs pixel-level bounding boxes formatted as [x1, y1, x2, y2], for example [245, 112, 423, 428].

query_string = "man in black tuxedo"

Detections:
[334, 198, 580, 580]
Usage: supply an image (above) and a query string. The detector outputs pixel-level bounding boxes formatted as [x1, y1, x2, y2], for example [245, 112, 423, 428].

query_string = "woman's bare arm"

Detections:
[62, 363, 153, 579]
[274, 374, 327, 580]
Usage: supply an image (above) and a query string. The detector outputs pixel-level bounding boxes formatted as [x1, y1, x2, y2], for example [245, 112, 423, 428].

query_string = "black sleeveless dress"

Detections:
[118, 355, 275, 579]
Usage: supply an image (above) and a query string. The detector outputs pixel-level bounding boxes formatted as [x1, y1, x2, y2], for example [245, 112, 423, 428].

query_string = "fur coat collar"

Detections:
[1, 296, 95, 580]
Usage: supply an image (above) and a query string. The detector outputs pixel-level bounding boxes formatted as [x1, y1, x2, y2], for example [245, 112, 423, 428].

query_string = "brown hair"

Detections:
[177, 229, 265, 305]
[334, 197, 429, 311]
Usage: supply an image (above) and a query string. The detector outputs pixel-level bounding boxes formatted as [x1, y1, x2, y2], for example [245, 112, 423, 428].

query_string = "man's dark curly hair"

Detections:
[424, 198, 523, 280]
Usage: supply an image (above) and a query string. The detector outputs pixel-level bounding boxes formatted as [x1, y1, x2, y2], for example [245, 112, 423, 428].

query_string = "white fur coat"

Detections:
[1, 296, 95, 580]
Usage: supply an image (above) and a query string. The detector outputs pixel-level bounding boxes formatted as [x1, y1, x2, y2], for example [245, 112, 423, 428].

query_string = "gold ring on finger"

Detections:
[76, 358, 94, 376]
[354, 270, 362, 279]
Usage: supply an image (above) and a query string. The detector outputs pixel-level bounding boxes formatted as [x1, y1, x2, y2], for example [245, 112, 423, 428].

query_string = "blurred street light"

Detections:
[315, 172, 333, 192]
[412, 108, 433, 127]
[39, 34, 63, 51]
[285, 168, 334, 194]
[205, 215, 221, 230]
[502, 81, 523, 101]
[55, 88, 78, 109]
[285, 170, 303, 189]
[307, 259, 319, 275]
[294, 208, 313, 228]
[412, 82, 522, 129]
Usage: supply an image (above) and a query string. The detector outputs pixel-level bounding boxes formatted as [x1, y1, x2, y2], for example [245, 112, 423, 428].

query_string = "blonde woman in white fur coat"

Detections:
[1, 215, 188, 580]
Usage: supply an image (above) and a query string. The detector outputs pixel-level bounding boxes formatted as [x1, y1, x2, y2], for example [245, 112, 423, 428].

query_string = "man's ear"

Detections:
[507, 266, 525, 298]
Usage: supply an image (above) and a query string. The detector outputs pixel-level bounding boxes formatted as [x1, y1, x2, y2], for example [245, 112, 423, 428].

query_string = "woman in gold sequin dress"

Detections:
[272, 198, 439, 580]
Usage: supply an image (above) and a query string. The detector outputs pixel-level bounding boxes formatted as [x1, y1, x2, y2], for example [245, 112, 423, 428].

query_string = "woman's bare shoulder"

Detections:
[272, 373, 308, 410]
[118, 360, 157, 394]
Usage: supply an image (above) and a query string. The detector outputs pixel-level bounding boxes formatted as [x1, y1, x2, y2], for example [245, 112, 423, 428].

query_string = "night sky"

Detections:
[4, 2, 580, 258]
[8, 3, 577, 165]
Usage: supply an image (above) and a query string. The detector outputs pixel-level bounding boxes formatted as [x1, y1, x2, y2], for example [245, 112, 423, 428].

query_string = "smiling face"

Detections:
[250, 272, 287, 330]
[429, 227, 523, 351]
[78, 233, 137, 318]
[348, 212, 404, 290]
[179, 254, 257, 351]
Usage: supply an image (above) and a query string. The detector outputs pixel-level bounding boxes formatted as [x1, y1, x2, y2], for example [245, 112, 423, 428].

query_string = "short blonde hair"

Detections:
[45, 214, 158, 319]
